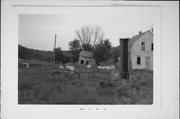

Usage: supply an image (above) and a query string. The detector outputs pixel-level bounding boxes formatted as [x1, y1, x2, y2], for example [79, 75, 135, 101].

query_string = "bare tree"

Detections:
[75, 26, 104, 48]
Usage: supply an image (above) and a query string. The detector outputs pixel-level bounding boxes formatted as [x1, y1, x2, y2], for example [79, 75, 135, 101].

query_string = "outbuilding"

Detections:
[78, 50, 96, 65]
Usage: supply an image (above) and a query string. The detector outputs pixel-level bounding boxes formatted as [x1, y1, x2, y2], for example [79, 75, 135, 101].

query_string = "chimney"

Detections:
[139, 31, 142, 34]
[120, 38, 129, 80]
[151, 28, 153, 33]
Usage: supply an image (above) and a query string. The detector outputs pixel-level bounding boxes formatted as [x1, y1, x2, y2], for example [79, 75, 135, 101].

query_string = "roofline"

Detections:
[131, 30, 153, 44]
[79, 55, 93, 58]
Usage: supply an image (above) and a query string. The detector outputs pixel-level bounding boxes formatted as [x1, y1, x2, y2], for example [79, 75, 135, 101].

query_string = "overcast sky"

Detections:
[19, 7, 153, 51]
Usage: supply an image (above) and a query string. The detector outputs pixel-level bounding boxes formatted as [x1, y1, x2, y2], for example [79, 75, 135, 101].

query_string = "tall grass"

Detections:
[18, 66, 153, 104]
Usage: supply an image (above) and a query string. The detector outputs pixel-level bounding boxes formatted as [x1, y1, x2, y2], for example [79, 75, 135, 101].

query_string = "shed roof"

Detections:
[79, 50, 94, 58]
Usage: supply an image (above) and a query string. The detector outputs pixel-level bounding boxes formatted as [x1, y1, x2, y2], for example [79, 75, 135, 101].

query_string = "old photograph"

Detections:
[18, 12, 153, 104]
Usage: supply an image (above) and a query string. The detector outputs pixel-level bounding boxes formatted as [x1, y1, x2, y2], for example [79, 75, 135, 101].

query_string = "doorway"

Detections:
[81, 60, 84, 64]
[86, 61, 89, 65]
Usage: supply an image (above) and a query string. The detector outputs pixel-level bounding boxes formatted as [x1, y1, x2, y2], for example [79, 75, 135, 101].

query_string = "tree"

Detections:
[94, 39, 112, 64]
[75, 25, 104, 49]
[82, 44, 94, 51]
[54, 47, 72, 64]
[103, 39, 111, 50]
[112, 46, 120, 63]
[69, 39, 81, 63]
[69, 39, 81, 51]
[61, 52, 72, 64]
[70, 26, 113, 64]
[54, 47, 63, 64]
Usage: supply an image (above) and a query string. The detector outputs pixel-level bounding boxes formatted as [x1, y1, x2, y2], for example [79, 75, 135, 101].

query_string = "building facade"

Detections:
[128, 30, 153, 70]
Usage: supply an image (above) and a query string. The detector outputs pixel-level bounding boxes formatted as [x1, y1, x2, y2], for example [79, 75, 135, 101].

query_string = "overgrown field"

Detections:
[18, 65, 153, 104]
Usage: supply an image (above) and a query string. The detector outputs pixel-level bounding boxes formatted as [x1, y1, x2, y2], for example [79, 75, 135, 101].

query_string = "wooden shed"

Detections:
[78, 51, 96, 65]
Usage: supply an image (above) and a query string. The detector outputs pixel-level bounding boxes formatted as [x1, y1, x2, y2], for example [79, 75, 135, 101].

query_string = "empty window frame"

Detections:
[137, 56, 141, 65]
[141, 42, 145, 51]
[151, 43, 153, 51]
[81, 60, 84, 64]
[86, 61, 89, 65]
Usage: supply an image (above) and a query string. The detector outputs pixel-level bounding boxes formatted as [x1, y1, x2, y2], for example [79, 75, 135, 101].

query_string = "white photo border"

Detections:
[1, 1, 179, 119]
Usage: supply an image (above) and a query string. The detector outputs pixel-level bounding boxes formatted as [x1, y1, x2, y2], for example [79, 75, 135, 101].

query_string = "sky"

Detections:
[19, 8, 153, 51]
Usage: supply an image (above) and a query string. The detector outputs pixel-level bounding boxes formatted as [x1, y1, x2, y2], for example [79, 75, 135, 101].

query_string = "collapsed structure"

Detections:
[78, 50, 96, 65]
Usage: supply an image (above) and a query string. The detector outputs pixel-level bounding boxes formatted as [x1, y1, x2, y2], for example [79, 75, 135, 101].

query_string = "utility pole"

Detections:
[54, 34, 57, 64]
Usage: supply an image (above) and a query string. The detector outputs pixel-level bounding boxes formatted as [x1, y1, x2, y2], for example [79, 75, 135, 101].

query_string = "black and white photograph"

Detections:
[1, 1, 179, 119]
[18, 11, 154, 104]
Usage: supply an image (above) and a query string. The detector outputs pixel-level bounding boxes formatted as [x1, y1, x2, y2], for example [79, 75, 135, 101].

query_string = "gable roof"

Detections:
[129, 30, 153, 47]
[79, 50, 94, 58]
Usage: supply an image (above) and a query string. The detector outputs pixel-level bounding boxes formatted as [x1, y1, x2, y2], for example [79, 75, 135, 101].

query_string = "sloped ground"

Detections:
[18, 66, 153, 104]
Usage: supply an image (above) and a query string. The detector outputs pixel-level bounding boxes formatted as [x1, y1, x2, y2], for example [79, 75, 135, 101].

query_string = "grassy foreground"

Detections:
[18, 65, 153, 104]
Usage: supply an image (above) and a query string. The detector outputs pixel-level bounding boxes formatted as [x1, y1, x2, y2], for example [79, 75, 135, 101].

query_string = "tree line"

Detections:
[69, 25, 120, 64]
[18, 45, 72, 64]
[18, 45, 54, 62]
[18, 25, 120, 64]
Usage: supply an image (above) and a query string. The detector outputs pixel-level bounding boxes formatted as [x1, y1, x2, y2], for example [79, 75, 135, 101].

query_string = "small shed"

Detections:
[78, 51, 96, 65]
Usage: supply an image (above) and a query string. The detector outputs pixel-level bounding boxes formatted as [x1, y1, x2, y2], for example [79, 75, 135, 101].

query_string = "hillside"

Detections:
[18, 45, 54, 62]
[18, 45, 121, 64]
[18, 45, 72, 62]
